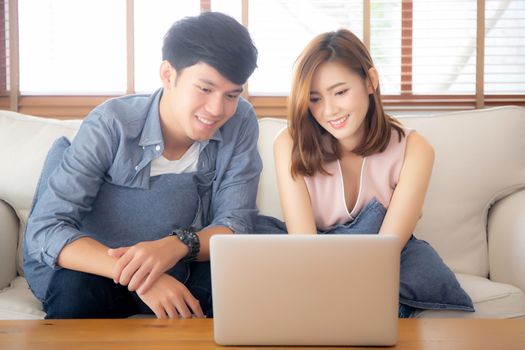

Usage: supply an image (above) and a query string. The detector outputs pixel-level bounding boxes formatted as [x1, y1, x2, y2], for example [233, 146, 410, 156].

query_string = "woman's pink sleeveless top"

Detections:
[304, 129, 412, 230]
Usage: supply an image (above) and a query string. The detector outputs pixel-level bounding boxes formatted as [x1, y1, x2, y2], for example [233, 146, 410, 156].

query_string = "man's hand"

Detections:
[108, 236, 188, 294]
[138, 273, 204, 319]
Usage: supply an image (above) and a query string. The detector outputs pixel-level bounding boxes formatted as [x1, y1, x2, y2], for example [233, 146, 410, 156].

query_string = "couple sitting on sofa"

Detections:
[23, 12, 473, 320]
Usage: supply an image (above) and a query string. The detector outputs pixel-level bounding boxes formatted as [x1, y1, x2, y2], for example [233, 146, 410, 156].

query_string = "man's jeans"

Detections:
[43, 261, 212, 319]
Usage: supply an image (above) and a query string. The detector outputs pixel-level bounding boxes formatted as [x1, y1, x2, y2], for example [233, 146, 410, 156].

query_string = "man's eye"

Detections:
[227, 94, 240, 100]
[197, 85, 211, 93]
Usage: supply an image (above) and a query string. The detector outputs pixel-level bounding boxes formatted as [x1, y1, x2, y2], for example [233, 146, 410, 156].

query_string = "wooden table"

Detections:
[0, 318, 524, 350]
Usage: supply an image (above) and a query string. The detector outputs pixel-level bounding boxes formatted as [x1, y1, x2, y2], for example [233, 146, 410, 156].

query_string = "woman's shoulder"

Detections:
[375, 126, 432, 156]
[273, 126, 292, 150]
[405, 131, 434, 161]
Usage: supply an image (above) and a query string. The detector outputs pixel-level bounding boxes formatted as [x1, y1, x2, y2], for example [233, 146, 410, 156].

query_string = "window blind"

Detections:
[411, 0, 477, 95]
[370, 0, 402, 94]
[0, 0, 7, 93]
[485, 0, 525, 94]
[249, 0, 363, 94]
[133, 0, 199, 93]
[18, 0, 127, 94]
[1, 0, 523, 117]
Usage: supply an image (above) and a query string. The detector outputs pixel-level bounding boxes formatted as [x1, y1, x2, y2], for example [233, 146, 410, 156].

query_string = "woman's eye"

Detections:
[335, 88, 349, 96]
[309, 97, 320, 103]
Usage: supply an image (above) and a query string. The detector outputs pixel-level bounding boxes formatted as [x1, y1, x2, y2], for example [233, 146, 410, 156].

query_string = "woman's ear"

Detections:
[366, 67, 379, 94]
[160, 60, 177, 89]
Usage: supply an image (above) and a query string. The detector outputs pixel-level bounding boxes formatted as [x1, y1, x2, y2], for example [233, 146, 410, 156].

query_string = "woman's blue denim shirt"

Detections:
[24, 88, 262, 271]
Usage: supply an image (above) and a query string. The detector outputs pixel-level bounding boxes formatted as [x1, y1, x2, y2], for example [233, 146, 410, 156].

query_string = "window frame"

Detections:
[0, 0, 523, 119]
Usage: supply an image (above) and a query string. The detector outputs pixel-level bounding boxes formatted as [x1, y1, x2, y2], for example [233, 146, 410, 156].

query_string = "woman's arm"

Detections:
[274, 129, 317, 234]
[379, 131, 435, 247]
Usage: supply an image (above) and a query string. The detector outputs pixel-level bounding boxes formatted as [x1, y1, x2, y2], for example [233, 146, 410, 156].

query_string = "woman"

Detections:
[273, 29, 474, 317]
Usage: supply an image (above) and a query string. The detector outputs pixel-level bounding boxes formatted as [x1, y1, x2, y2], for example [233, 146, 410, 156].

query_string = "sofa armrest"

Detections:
[488, 189, 525, 293]
[0, 200, 18, 290]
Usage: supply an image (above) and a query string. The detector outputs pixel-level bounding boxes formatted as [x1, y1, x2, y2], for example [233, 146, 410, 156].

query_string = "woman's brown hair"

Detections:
[288, 29, 404, 178]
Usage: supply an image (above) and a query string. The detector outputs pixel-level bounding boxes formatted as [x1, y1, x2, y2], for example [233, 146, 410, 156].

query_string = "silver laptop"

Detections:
[210, 234, 400, 346]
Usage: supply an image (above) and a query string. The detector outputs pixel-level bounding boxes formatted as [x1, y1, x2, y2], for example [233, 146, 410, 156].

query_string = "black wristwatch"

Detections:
[171, 227, 200, 262]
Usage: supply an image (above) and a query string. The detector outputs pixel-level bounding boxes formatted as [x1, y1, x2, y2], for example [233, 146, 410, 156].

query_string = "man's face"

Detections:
[160, 61, 244, 145]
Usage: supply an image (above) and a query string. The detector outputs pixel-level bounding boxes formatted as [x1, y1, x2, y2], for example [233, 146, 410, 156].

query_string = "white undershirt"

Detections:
[149, 142, 200, 176]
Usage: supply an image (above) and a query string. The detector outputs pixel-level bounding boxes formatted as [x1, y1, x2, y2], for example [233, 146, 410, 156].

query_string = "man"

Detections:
[23, 12, 260, 319]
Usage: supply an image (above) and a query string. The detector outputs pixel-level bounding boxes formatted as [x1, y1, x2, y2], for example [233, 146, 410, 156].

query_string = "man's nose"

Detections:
[206, 94, 224, 117]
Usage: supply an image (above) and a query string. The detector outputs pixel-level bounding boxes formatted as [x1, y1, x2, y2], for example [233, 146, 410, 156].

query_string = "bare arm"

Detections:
[109, 224, 232, 294]
[274, 129, 317, 235]
[196, 225, 233, 260]
[379, 131, 435, 247]
[57, 237, 117, 278]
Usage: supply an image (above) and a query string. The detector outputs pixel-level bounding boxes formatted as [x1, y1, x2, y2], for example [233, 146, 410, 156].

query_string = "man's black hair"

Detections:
[162, 12, 258, 85]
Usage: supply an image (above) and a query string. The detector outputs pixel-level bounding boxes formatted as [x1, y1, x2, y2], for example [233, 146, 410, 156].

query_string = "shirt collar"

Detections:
[139, 88, 164, 147]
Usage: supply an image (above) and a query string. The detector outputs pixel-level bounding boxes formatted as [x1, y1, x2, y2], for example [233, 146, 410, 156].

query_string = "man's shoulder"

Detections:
[87, 92, 155, 126]
[222, 97, 257, 131]
[235, 96, 255, 117]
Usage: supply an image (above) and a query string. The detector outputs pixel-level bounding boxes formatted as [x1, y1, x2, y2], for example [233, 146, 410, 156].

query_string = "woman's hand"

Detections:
[138, 273, 204, 319]
[108, 236, 189, 294]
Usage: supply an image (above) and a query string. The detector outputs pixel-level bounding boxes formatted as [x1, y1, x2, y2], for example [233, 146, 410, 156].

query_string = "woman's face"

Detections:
[308, 60, 372, 151]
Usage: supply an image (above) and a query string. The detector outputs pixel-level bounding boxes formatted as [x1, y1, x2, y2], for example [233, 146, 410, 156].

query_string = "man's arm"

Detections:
[207, 103, 262, 235]
[25, 113, 115, 274]
[57, 237, 116, 278]
[196, 225, 233, 260]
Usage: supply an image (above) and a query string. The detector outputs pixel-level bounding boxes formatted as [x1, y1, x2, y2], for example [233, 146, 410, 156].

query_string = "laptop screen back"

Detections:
[210, 234, 400, 346]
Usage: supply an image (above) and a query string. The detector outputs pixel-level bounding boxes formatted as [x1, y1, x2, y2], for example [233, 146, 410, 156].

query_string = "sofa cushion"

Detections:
[399, 106, 525, 278]
[0, 110, 81, 215]
[488, 189, 525, 293]
[0, 277, 45, 320]
[0, 200, 18, 290]
[0, 110, 81, 276]
[399, 237, 474, 311]
[414, 273, 525, 319]
[256, 118, 286, 220]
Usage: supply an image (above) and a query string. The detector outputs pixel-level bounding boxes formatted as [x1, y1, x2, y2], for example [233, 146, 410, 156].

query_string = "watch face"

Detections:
[173, 227, 200, 262]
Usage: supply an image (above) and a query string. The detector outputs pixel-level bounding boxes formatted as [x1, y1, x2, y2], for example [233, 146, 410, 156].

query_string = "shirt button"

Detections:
[155, 145, 161, 151]
[135, 165, 139, 171]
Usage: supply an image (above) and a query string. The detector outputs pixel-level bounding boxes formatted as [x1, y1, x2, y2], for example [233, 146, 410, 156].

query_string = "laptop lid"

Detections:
[210, 234, 400, 346]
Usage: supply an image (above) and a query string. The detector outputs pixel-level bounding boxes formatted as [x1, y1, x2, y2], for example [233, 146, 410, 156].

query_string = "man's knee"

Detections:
[43, 269, 133, 319]
[187, 262, 213, 317]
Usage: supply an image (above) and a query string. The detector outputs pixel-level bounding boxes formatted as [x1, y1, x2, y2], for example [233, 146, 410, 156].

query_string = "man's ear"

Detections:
[366, 67, 379, 94]
[160, 60, 177, 89]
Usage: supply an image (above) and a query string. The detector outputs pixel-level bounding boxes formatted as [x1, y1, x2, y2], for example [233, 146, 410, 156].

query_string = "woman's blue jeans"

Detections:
[254, 198, 474, 317]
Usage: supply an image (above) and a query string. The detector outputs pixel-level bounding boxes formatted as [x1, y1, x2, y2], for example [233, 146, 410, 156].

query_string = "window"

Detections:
[412, 0, 477, 95]
[18, 0, 126, 94]
[370, 0, 401, 94]
[211, 0, 242, 22]
[134, 0, 199, 92]
[1, 0, 524, 118]
[249, 0, 363, 94]
[485, 0, 525, 94]
[0, 0, 8, 94]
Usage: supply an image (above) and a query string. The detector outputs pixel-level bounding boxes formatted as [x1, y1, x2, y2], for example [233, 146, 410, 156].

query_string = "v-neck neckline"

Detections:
[337, 157, 366, 219]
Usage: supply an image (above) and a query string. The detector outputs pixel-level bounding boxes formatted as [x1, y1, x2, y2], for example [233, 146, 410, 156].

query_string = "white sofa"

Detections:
[1, 106, 525, 319]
